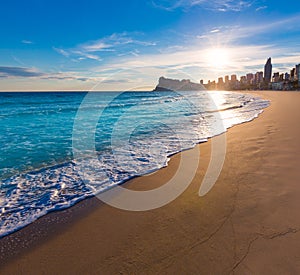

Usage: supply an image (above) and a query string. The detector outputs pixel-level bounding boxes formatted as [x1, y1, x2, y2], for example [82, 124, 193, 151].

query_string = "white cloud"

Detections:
[256, 5, 268, 11]
[151, 0, 253, 12]
[104, 45, 269, 70]
[21, 40, 33, 44]
[53, 32, 156, 63]
[0, 65, 96, 83]
[81, 41, 112, 52]
[192, 14, 300, 48]
[232, 15, 300, 38]
[71, 50, 103, 61]
[54, 47, 102, 61]
[80, 32, 156, 52]
[53, 47, 70, 57]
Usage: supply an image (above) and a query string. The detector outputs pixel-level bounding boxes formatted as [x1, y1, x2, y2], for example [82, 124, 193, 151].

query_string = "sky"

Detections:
[0, 0, 300, 91]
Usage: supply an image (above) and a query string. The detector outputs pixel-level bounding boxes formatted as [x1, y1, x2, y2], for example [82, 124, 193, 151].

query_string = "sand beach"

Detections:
[1, 91, 300, 274]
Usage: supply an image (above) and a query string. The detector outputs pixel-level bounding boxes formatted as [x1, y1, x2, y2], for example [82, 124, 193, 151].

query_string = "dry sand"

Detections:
[1, 91, 300, 274]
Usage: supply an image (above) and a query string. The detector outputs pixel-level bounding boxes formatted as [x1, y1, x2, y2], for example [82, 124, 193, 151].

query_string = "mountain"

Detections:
[153, 76, 205, 91]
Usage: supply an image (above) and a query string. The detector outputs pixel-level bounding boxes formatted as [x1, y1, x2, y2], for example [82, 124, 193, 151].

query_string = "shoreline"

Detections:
[0, 90, 268, 238]
[0, 90, 270, 263]
[1, 91, 300, 273]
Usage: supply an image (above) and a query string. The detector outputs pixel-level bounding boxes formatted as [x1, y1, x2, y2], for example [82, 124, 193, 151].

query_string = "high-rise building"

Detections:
[246, 73, 254, 82]
[290, 68, 295, 81]
[273, 72, 280, 82]
[255, 71, 264, 84]
[279, 74, 284, 82]
[240, 76, 247, 84]
[224, 75, 229, 84]
[231, 75, 237, 82]
[264, 57, 272, 83]
[217, 77, 224, 90]
[284, 73, 290, 80]
[296, 64, 300, 82]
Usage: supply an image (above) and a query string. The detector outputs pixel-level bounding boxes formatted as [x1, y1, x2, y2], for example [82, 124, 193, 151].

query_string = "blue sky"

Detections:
[0, 0, 300, 90]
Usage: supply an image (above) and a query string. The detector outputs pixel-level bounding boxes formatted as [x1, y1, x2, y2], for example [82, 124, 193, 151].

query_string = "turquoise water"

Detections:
[0, 91, 269, 237]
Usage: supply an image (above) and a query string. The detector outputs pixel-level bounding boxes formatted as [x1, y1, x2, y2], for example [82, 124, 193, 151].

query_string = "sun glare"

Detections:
[206, 48, 231, 68]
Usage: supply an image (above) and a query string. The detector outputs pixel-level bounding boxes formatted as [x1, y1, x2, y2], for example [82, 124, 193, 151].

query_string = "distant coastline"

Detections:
[154, 59, 300, 92]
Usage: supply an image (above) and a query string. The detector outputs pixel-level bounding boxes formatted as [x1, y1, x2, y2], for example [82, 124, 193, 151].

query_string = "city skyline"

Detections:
[204, 58, 300, 90]
[0, 1, 300, 91]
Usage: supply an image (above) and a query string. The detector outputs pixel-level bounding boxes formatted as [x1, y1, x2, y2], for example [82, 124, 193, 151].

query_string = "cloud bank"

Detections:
[0, 66, 91, 82]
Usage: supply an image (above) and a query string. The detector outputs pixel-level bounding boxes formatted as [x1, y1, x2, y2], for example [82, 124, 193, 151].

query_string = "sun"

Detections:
[205, 48, 231, 68]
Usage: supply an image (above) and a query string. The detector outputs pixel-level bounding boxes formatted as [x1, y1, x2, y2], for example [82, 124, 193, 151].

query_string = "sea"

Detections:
[0, 90, 269, 237]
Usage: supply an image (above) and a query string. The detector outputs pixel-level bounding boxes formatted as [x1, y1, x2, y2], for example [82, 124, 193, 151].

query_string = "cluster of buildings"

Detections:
[202, 58, 300, 91]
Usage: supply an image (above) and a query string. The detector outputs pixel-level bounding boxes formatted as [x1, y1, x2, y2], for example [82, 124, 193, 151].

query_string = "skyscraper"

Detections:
[224, 75, 229, 84]
[296, 64, 300, 82]
[255, 71, 264, 84]
[264, 57, 272, 83]
[290, 68, 295, 81]
[246, 73, 254, 82]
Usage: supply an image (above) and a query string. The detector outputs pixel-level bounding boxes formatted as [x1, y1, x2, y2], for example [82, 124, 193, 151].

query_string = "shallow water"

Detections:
[0, 90, 269, 237]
